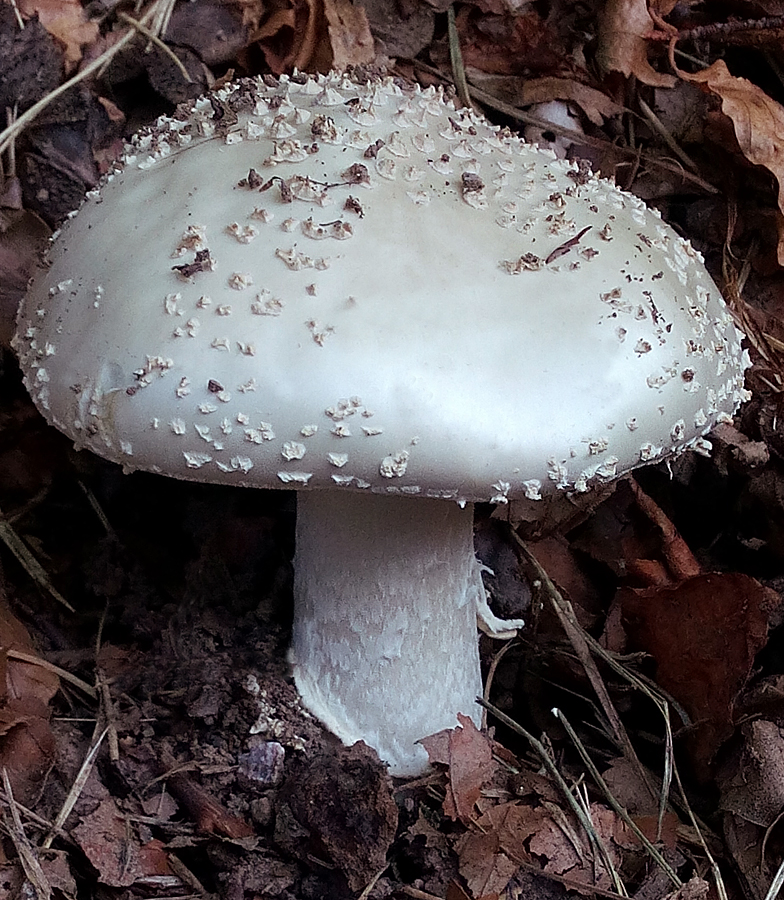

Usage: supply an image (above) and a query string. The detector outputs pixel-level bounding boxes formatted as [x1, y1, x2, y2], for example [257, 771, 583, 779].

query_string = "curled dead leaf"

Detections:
[420, 713, 495, 824]
[253, 0, 373, 75]
[679, 59, 784, 266]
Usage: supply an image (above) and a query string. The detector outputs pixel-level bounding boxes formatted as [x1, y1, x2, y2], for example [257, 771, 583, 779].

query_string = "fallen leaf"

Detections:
[1, 600, 60, 708]
[420, 713, 495, 824]
[680, 59, 784, 265]
[455, 7, 566, 77]
[18, 0, 99, 70]
[323, 0, 375, 70]
[72, 797, 142, 887]
[719, 720, 784, 827]
[519, 77, 624, 126]
[596, 0, 676, 88]
[620, 572, 776, 776]
[0, 699, 57, 804]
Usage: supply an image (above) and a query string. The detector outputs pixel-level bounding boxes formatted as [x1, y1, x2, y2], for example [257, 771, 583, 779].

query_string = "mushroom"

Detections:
[14, 73, 750, 776]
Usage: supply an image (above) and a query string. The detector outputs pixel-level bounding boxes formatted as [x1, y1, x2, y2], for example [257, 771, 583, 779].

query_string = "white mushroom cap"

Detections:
[14, 73, 749, 503]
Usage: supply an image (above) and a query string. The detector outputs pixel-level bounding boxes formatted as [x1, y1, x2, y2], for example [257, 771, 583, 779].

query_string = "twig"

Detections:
[399, 887, 445, 900]
[8, 0, 23, 29]
[679, 16, 784, 44]
[637, 95, 698, 173]
[358, 864, 389, 900]
[481, 638, 517, 731]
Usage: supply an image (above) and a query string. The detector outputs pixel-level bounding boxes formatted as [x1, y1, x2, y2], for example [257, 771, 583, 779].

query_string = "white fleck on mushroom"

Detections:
[14, 73, 749, 778]
[282, 441, 307, 460]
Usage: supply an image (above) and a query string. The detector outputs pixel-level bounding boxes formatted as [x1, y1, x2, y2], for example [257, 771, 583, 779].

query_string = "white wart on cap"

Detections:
[14, 73, 750, 775]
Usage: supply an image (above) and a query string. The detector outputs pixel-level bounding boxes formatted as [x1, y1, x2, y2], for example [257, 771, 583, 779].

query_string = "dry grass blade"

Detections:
[1, 768, 52, 899]
[513, 534, 657, 803]
[553, 707, 682, 888]
[764, 858, 784, 900]
[42, 727, 108, 849]
[0, 515, 74, 612]
[478, 697, 623, 886]
[671, 756, 728, 900]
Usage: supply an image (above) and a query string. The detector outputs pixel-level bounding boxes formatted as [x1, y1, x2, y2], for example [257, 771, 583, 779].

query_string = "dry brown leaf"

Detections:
[0, 700, 57, 806]
[455, 828, 516, 900]
[253, 0, 321, 73]
[620, 572, 776, 776]
[455, 7, 565, 77]
[719, 720, 784, 827]
[519, 77, 624, 126]
[18, 0, 99, 70]
[420, 713, 495, 824]
[72, 797, 143, 887]
[680, 59, 784, 266]
[0, 597, 59, 707]
[323, 0, 374, 70]
[253, 0, 373, 75]
[596, 0, 676, 88]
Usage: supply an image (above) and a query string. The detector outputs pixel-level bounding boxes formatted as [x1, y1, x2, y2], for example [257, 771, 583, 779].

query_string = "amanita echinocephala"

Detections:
[14, 74, 749, 776]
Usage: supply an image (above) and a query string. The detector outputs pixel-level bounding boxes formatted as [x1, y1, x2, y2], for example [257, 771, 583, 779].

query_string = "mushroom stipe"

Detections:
[14, 73, 750, 776]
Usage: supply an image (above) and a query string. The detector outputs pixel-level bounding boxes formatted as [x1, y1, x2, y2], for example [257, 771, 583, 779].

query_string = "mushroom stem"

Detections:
[290, 490, 483, 776]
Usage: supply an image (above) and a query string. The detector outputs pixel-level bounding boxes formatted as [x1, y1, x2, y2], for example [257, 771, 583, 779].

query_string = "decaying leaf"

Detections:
[719, 719, 784, 827]
[456, 800, 631, 898]
[596, 0, 676, 88]
[18, 0, 99, 70]
[0, 597, 59, 805]
[680, 59, 784, 266]
[620, 572, 776, 775]
[323, 0, 374, 71]
[253, 0, 373, 75]
[72, 797, 143, 887]
[519, 77, 624, 126]
[420, 713, 495, 824]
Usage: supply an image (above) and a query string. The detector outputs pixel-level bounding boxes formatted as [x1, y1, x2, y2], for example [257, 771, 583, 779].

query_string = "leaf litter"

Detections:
[5, 1, 784, 899]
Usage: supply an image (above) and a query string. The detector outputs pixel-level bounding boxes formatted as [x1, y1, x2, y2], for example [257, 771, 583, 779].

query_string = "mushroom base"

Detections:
[290, 491, 484, 777]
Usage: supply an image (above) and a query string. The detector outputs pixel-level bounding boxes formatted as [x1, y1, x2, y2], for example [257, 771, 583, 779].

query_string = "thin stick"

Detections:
[0, 514, 74, 611]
